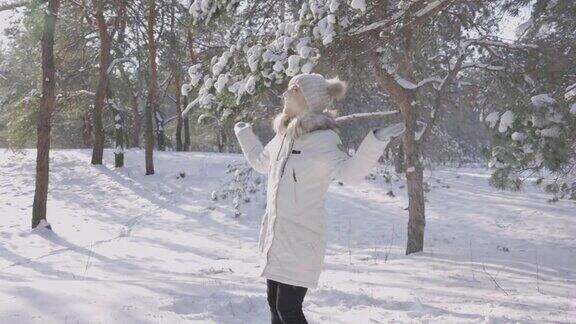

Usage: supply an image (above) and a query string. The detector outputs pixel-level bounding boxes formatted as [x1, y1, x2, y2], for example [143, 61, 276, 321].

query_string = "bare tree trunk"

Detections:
[145, 0, 156, 174]
[32, 0, 60, 229]
[91, 0, 111, 165]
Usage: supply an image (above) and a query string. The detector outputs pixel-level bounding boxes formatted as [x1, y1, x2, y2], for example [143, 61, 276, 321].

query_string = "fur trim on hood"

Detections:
[273, 110, 339, 139]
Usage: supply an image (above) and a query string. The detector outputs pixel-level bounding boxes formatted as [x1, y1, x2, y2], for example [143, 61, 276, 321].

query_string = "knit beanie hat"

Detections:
[287, 73, 348, 113]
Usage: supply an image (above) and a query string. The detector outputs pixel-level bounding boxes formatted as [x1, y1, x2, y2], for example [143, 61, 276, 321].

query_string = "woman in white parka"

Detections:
[234, 73, 404, 324]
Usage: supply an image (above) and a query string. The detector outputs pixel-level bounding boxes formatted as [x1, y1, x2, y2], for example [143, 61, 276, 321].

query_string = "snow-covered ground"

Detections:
[0, 149, 575, 323]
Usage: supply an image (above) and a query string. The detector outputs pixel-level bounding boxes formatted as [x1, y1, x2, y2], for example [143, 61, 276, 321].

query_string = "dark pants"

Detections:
[266, 279, 308, 324]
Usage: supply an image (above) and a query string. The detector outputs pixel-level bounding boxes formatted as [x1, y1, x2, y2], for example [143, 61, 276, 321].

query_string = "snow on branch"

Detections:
[181, 97, 200, 117]
[396, 75, 442, 90]
[564, 83, 576, 101]
[335, 110, 399, 123]
[468, 38, 538, 51]
[0, 0, 29, 12]
[382, 64, 442, 90]
[459, 62, 505, 71]
[107, 58, 138, 75]
[415, 121, 427, 141]
[350, 0, 452, 36]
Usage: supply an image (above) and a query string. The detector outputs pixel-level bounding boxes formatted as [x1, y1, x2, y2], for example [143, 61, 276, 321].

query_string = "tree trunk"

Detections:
[174, 73, 183, 151]
[399, 27, 426, 255]
[373, 25, 425, 255]
[32, 0, 60, 229]
[183, 96, 191, 151]
[108, 88, 124, 168]
[394, 142, 404, 174]
[183, 29, 195, 152]
[113, 109, 125, 168]
[82, 111, 92, 148]
[130, 93, 140, 147]
[216, 126, 227, 152]
[402, 96, 425, 255]
[114, 1, 128, 160]
[91, 0, 111, 165]
[145, 0, 156, 174]
[155, 110, 165, 150]
[168, 0, 183, 152]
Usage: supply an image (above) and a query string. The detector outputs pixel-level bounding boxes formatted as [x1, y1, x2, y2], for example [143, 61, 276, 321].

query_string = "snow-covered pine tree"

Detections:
[181, 0, 544, 253]
[482, 0, 576, 200]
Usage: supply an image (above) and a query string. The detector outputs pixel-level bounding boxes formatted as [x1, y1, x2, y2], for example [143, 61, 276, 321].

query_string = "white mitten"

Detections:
[374, 122, 405, 141]
[234, 121, 251, 134]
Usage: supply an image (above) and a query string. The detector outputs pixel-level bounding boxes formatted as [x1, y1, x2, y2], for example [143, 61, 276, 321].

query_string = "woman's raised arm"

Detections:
[325, 123, 405, 185]
[234, 122, 273, 174]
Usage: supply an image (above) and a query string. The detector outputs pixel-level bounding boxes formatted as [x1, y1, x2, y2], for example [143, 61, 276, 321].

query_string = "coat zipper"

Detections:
[292, 169, 298, 203]
[276, 133, 287, 161]
[264, 135, 295, 270]
[279, 137, 295, 178]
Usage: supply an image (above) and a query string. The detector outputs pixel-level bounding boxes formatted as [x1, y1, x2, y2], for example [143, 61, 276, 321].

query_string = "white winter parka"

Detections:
[234, 112, 389, 288]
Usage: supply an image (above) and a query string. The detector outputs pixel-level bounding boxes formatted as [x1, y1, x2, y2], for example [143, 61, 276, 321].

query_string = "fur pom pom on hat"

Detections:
[288, 73, 348, 113]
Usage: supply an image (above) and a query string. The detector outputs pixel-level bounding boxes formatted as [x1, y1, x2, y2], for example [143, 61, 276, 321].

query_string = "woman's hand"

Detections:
[233, 121, 271, 174]
[234, 121, 250, 133]
[374, 122, 406, 141]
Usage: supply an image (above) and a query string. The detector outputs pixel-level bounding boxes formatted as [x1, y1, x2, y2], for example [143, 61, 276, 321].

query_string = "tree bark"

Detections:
[183, 95, 191, 151]
[82, 111, 92, 148]
[373, 24, 425, 255]
[170, 1, 183, 152]
[130, 93, 141, 147]
[216, 126, 227, 152]
[91, 0, 111, 165]
[155, 109, 165, 150]
[113, 0, 127, 165]
[32, 0, 60, 229]
[145, 0, 156, 174]
[108, 88, 124, 168]
[174, 73, 183, 151]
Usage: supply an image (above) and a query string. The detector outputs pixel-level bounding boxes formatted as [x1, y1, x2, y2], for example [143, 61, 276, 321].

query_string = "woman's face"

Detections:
[282, 83, 307, 117]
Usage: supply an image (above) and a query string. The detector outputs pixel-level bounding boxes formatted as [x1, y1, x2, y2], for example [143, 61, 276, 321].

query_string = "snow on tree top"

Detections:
[350, 0, 366, 12]
[565, 83, 576, 101]
[484, 111, 500, 128]
[498, 110, 514, 133]
[531, 93, 556, 108]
